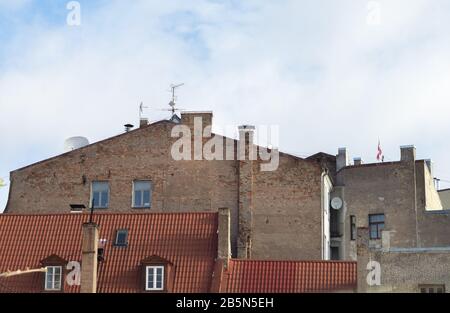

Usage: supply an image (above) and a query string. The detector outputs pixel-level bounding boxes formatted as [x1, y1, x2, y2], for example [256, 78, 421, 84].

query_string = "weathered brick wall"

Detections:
[5, 115, 324, 260]
[252, 155, 323, 260]
[6, 121, 241, 254]
[340, 162, 419, 260]
[439, 189, 450, 210]
[357, 228, 450, 293]
[340, 158, 450, 260]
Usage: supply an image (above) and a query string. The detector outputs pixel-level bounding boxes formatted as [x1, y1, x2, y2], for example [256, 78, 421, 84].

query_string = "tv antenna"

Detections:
[168, 83, 184, 115]
[139, 102, 148, 119]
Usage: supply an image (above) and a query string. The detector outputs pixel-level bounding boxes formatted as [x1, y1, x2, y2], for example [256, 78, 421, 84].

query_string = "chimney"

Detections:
[180, 111, 213, 130]
[218, 208, 231, 268]
[81, 222, 99, 293]
[400, 145, 416, 162]
[238, 125, 256, 161]
[425, 159, 433, 177]
[124, 124, 134, 133]
[237, 125, 255, 259]
[353, 157, 363, 166]
[336, 148, 349, 172]
[140, 118, 149, 128]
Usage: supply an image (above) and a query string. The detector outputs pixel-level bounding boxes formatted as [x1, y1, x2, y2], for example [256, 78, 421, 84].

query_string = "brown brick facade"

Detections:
[5, 113, 325, 260]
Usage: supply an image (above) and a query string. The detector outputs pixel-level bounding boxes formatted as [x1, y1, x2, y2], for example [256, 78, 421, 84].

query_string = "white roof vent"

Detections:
[64, 136, 89, 152]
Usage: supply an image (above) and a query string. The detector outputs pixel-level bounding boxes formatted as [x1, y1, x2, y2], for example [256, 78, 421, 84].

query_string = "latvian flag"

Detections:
[376, 140, 384, 162]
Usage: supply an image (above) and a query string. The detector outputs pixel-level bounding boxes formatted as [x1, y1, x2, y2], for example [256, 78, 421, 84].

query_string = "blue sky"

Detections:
[1, 0, 450, 212]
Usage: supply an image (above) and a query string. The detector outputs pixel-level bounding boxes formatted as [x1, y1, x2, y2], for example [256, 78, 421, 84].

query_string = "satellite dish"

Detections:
[331, 197, 343, 210]
[64, 137, 89, 152]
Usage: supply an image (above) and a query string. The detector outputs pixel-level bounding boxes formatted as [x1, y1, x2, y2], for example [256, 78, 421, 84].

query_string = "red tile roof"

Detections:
[220, 260, 357, 293]
[0, 212, 218, 293]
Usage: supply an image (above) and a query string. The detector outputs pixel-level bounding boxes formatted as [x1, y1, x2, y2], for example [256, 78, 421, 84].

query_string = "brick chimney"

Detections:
[180, 112, 213, 160]
[336, 148, 349, 172]
[180, 111, 213, 130]
[80, 222, 99, 293]
[400, 145, 416, 162]
[353, 157, 363, 166]
[237, 125, 255, 259]
[218, 208, 231, 268]
[140, 118, 149, 128]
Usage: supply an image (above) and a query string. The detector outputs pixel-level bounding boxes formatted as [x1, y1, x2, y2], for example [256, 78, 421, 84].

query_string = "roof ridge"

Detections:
[0, 211, 218, 218]
[229, 259, 357, 264]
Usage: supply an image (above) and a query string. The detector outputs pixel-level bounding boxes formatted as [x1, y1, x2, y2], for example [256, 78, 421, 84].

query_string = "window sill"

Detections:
[144, 289, 167, 293]
[133, 207, 151, 209]
[43, 289, 64, 293]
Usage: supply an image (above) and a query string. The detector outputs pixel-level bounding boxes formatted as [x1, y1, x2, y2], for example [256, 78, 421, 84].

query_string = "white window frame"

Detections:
[45, 266, 63, 291]
[91, 181, 110, 209]
[132, 180, 152, 208]
[145, 266, 164, 291]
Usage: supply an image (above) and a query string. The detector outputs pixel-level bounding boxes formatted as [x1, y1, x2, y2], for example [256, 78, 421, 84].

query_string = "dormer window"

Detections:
[40, 254, 67, 293]
[145, 266, 164, 291]
[114, 229, 128, 247]
[45, 266, 62, 291]
[141, 255, 173, 292]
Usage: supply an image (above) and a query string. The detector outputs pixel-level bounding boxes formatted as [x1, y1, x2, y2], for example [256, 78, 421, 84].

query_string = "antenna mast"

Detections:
[139, 102, 148, 119]
[169, 83, 184, 115]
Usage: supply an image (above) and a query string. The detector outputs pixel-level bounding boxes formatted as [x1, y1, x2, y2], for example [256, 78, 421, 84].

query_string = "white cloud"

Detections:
[1, 0, 450, 211]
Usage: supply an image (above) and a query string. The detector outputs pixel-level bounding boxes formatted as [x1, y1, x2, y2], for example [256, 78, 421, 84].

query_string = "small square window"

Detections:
[133, 181, 152, 208]
[91, 181, 109, 209]
[45, 266, 62, 291]
[146, 266, 164, 291]
[114, 229, 128, 246]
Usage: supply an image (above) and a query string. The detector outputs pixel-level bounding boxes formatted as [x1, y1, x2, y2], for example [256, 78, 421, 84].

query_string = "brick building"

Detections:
[4, 110, 450, 293]
[4, 112, 333, 261]
[328, 145, 450, 261]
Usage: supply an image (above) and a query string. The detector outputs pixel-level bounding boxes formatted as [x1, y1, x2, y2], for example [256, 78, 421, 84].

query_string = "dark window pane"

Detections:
[46, 271, 53, 289]
[350, 215, 356, 240]
[369, 214, 385, 223]
[93, 192, 100, 207]
[116, 230, 128, 245]
[370, 225, 378, 239]
[143, 191, 151, 207]
[148, 272, 154, 289]
[134, 190, 142, 207]
[100, 191, 108, 207]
